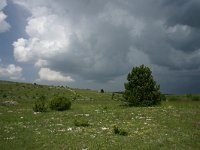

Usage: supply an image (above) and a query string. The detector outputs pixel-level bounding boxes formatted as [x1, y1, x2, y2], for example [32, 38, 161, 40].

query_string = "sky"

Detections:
[0, 0, 200, 93]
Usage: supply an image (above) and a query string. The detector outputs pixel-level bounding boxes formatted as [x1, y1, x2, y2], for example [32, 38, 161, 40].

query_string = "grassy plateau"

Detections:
[0, 80, 200, 150]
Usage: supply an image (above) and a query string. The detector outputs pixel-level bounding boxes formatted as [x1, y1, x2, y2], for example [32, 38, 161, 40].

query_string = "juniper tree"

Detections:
[124, 64, 161, 106]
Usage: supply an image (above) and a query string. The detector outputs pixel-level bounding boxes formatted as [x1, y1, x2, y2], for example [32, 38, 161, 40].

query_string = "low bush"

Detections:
[190, 95, 200, 101]
[100, 89, 104, 93]
[2, 94, 7, 98]
[33, 95, 47, 112]
[112, 124, 128, 136]
[74, 118, 90, 127]
[49, 96, 71, 111]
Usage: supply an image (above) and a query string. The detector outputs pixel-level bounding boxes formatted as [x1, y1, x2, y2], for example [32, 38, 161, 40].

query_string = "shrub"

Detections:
[49, 96, 71, 111]
[2, 94, 7, 98]
[191, 95, 200, 101]
[112, 125, 128, 136]
[74, 118, 90, 127]
[103, 106, 108, 110]
[100, 89, 104, 93]
[33, 95, 47, 112]
[124, 64, 162, 106]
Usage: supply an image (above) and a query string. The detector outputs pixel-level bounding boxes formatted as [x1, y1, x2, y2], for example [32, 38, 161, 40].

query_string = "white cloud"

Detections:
[0, 64, 23, 80]
[34, 59, 48, 68]
[13, 38, 32, 62]
[0, 0, 10, 33]
[38, 68, 74, 82]
[13, 11, 70, 62]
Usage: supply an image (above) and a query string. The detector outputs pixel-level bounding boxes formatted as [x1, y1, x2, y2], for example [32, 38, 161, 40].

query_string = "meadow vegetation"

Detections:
[0, 80, 200, 149]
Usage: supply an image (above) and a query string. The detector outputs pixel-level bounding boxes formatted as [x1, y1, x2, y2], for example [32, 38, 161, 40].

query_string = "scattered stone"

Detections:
[67, 127, 72, 131]
[101, 127, 109, 131]
[1, 100, 18, 106]
[33, 112, 40, 115]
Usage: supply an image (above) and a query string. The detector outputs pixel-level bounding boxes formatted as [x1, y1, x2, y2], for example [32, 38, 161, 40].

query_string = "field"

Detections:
[0, 80, 200, 150]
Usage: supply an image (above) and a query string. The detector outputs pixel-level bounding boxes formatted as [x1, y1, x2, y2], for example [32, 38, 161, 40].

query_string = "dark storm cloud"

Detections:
[161, 0, 200, 28]
[125, 0, 200, 70]
[158, 0, 200, 55]
[54, 0, 200, 78]
[12, 0, 200, 93]
[49, 22, 132, 82]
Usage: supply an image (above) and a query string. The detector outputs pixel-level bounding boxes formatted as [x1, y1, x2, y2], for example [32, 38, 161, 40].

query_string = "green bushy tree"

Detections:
[49, 96, 71, 111]
[33, 95, 47, 112]
[124, 64, 161, 106]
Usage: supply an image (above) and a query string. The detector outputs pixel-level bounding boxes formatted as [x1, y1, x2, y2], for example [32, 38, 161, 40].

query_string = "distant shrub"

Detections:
[33, 95, 47, 112]
[100, 89, 104, 93]
[103, 106, 108, 110]
[112, 124, 128, 136]
[190, 95, 200, 101]
[2, 94, 7, 98]
[49, 96, 71, 111]
[74, 118, 90, 127]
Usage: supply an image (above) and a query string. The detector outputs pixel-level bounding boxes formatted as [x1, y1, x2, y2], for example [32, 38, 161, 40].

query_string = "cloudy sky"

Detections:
[0, 0, 200, 93]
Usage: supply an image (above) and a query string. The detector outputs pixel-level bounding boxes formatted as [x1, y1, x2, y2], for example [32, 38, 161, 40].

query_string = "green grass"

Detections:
[0, 80, 200, 149]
